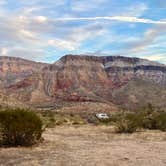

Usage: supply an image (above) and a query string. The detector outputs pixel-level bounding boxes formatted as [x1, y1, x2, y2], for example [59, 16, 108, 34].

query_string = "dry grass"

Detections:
[0, 125, 166, 166]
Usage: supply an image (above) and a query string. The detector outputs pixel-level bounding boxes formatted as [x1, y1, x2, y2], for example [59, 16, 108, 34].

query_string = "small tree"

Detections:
[0, 108, 43, 147]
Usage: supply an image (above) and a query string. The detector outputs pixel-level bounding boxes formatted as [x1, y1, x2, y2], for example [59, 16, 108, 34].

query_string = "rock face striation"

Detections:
[0, 55, 166, 109]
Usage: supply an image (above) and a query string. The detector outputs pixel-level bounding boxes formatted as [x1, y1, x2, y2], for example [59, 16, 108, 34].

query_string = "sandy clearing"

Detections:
[0, 125, 166, 166]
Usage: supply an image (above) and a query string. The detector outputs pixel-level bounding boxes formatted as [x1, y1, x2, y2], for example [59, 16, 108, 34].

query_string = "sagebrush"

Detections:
[114, 105, 166, 133]
[0, 108, 43, 147]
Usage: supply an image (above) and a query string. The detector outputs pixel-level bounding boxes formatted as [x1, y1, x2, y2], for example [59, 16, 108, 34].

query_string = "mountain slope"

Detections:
[0, 55, 166, 110]
[0, 56, 47, 85]
[112, 79, 166, 109]
[0, 56, 49, 103]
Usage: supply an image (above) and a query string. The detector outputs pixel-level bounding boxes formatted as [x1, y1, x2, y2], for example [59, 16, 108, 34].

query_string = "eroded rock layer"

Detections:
[0, 55, 166, 109]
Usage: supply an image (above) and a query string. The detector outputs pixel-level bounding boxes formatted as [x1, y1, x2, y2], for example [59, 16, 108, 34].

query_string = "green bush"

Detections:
[115, 104, 166, 133]
[142, 111, 166, 131]
[137, 104, 166, 131]
[115, 113, 141, 133]
[154, 112, 166, 131]
[0, 108, 43, 147]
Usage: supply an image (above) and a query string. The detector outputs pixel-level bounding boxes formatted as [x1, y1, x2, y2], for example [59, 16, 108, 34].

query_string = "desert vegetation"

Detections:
[39, 104, 166, 134]
[40, 111, 86, 127]
[0, 104, 165, 165]
[0, 108, 43, 147]
[113, 105, 166, 133]
[0, 103, 165, 149]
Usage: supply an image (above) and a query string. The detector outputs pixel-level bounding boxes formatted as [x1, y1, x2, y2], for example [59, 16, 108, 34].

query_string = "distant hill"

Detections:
[0, 55, 166, 110]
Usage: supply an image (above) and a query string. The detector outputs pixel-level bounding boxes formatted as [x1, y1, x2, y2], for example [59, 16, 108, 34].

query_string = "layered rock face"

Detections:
[0, 56, 47, 86]
[42, 55, 112, 102]
[0, 55, 166, 109]
[0, 56, 48, 102]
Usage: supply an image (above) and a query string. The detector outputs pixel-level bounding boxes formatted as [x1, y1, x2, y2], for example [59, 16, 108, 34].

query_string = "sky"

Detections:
[0, 0, 166, 64]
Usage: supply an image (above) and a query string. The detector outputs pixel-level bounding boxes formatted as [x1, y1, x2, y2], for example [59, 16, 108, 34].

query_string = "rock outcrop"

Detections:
[0, 55, 166, 109]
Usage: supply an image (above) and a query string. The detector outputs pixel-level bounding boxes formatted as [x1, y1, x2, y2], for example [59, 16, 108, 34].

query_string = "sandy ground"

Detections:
[0, 125, 166, 166]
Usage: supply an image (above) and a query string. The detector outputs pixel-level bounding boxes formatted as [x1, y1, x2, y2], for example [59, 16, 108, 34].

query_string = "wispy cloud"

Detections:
[0, 47, 8, 55]
[145, 54, 166, 62]
[71, 0, 108, 12]
[0, 0, 6, 5]
[48, 23, 105, 51]
[52, 16, 166, 24]
[120, 2, 147, 17]
[0, 0, 165, 64]
[126, 24, 166, 52]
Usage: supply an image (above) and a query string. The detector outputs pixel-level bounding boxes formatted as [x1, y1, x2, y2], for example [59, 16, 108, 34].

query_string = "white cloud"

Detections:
[120, 2, 147, 17]
[0, 0, 6, 6]
[126, 24, 166, 52]
[48, 23, 105, 51]
[1, 48, 8, 55]
[8, 47, 45, 61]
[135, 53, 166, 64]
[20, 29, 36, 39]
[52, 16, 166, 24]
[48, 39, 76, 51]
[35, 16, 47, 23]
[145, 54, 165, 61]
[68, 24, 104, 42]
[0, 0, 165, 64]
[71, 0, 108, 12]
[22, 6, 44, 15]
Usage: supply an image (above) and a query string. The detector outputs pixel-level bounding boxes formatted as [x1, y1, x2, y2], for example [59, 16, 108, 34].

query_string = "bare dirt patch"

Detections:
[0, 125, 166, 166]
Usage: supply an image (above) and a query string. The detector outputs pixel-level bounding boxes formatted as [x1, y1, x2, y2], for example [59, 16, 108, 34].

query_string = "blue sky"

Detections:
[0, 0, 166, 63]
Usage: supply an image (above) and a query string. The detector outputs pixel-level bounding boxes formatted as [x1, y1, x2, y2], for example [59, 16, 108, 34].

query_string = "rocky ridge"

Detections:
[0, 55, 166, 110]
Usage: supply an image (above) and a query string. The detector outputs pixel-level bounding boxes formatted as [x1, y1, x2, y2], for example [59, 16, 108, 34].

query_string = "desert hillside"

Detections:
[0, 55, 166, 110]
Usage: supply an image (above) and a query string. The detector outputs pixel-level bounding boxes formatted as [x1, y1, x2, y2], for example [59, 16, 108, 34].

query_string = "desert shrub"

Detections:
[136, 104, 166, 131]
[87, 115, 100, 125]
[142, 111, 166, 131]
[108, 112, 126, 124]
[39, 111, 56, 128]
[41, 111, 86, 127]
[115, 113, 142, 133]
[154, 112, 166, 131]
[114, 104, 166, 133]
[0, 108, 43, 147]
